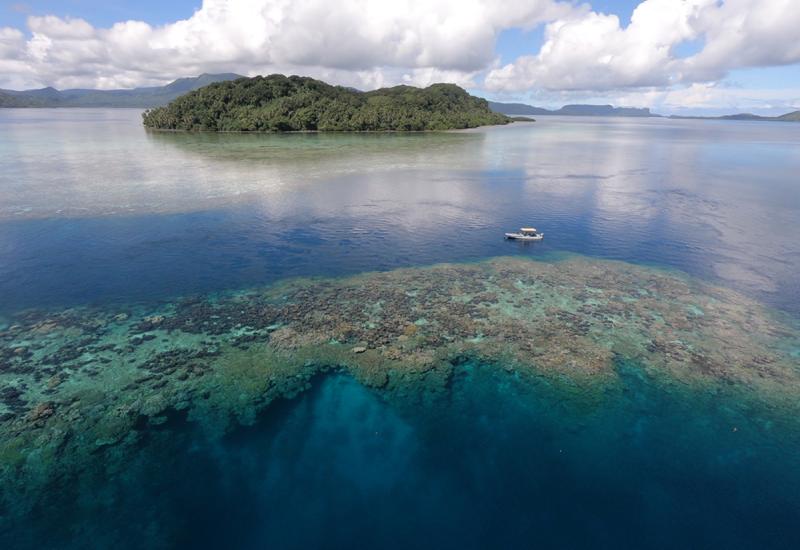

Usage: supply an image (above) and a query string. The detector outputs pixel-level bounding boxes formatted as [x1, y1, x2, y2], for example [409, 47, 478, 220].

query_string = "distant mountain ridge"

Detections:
[489, 101, 654, 117]
[489, 99, 800, 122]
[0, 73, 243, 108]
[670, 111, 800, 122]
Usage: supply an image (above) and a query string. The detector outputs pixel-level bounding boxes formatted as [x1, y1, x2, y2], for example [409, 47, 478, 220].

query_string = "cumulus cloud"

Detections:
[487, 0, 707, 91]
[1, 0, 799, 108]
[485, 0, 800, 93]
[643, 83, 800, 114]
[0, 0, 571, 90]
[680, 0, 800, 81]
[0, 27, 35, 89]
[0, 27, 25, 57]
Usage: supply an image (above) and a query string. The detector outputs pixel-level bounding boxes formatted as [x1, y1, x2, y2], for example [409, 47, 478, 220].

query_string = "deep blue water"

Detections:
[9, 364, 800, 549]
[1, 110, 800, 548]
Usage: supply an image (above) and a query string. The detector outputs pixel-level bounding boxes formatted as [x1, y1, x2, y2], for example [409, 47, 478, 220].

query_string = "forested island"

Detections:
[141, 74, 510, 131]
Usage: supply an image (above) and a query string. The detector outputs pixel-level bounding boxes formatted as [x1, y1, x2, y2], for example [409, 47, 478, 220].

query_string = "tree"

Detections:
[143, 74, 510, 132]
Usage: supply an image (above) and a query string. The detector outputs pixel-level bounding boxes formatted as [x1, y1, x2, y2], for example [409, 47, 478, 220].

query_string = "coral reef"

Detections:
[1, 255, 799, 520]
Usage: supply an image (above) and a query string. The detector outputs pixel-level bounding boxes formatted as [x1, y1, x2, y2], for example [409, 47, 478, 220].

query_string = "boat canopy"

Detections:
[520, 227, 538, 233]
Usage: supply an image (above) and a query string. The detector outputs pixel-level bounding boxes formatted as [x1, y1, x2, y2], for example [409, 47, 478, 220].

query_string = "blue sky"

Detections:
[1, 0, 798, 115]
[1, 1, 201, 29]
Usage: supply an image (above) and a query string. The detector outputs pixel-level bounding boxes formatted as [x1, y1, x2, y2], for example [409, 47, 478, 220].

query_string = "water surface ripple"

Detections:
[1, 109, 799, 315]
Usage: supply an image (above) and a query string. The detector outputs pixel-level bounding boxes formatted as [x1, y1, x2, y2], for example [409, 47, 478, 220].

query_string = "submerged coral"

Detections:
[0, 254, 799, 520]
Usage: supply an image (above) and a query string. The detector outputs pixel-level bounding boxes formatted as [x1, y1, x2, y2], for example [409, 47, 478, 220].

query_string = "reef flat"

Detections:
[1, 254, 799, 541]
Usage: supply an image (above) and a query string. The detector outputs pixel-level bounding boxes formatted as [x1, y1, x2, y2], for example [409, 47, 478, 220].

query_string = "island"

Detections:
[5, 73, 796, 124]
[489, 101, 655, 117]
[489, 99, 800, 122]
[141, 74, 511, 132]
[669, 111, 800, 122]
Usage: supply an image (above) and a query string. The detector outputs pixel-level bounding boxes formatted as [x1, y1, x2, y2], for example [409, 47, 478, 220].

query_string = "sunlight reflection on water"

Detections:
[1, 109, 799, 314]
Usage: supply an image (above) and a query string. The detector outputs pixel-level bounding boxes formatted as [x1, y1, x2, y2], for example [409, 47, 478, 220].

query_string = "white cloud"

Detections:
[485, 0, 800, 93]
[657, 83, 800, 114]
[0, 0, 799, 115]
[0, 0, 571, 90]
[487, 0, 708, 92]
[0, 27, 25, 58]
[679, 0, 800, 81]
[0, 27, 36, 89]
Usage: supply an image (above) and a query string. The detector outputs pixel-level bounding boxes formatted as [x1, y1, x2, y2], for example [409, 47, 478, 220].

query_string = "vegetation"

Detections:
[142, 74, 510, 132]
[0, 91, 46, 107]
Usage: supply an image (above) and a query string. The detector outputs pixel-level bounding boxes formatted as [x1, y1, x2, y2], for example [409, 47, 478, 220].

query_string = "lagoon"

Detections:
[2, 109, 800, 315]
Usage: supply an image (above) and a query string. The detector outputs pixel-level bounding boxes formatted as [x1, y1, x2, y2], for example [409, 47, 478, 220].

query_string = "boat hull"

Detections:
[505, 233, 543, 241]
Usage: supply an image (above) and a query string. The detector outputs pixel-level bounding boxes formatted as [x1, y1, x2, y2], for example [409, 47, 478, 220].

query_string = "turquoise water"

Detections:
[1, 110, 800, 548]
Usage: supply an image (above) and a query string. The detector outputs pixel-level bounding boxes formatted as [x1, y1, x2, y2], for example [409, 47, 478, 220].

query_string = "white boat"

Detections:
[505, 227, 544, 241]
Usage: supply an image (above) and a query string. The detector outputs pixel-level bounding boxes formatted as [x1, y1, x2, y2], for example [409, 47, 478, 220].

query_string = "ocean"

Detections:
[1, 109, 799, 549]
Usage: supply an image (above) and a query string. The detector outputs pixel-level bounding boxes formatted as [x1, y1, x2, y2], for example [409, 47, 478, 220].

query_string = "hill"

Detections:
[142, 74, 510, 132]
[777, 110, 800, 121]
[0, 74, 242, 108]
[490, 99, 800, 122]
[557, 104, 653, 117]
[487, 101, 551, 116]
[489, 101, 654, 117]
[0, 91, 47, 107]
[718, 113, 766, 120]
[670, 110, 800, 122]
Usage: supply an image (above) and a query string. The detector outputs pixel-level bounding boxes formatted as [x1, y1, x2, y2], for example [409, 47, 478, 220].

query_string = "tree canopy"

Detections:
[142, 74, 510, 132]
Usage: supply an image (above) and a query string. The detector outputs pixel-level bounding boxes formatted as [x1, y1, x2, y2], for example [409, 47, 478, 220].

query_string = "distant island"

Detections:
[669, 111, 800, 122]
[489, 99, 800, 122]
[0, 73, 242, 108]
[489, 101, 654, 118]
[141, 75, 510, 132]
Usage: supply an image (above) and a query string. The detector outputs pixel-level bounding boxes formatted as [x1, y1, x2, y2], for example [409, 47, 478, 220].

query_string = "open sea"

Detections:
[1, 109, 799, 549]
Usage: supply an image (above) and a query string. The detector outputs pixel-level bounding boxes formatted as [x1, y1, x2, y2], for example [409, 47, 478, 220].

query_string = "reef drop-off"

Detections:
[1, 255, 799, 548]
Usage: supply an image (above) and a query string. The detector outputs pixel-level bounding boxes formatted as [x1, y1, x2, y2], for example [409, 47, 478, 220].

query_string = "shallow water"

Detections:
[1, 110, 799, 549]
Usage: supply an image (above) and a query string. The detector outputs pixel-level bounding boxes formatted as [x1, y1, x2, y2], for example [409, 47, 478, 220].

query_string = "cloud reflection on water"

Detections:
[0, 110, 798, 314]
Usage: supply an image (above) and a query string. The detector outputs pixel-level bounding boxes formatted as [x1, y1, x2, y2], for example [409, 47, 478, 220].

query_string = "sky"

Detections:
[1, 0, 799, 115]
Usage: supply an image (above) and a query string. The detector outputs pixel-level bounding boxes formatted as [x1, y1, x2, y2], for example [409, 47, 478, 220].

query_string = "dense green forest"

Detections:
[142, 74, 510, 131]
